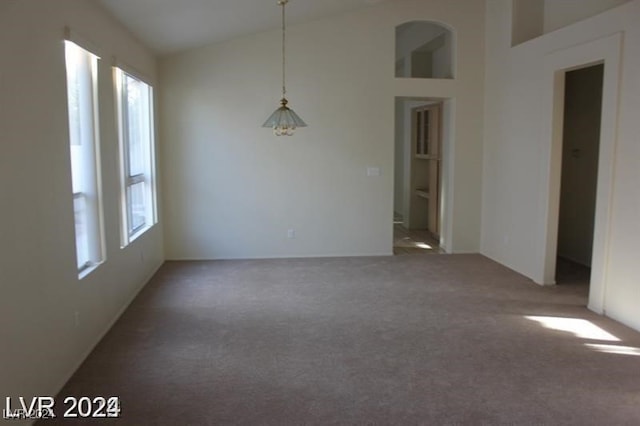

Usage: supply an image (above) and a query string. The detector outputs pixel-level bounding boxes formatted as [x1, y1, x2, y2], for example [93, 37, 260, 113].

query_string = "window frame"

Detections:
[114, 66, 157, 247]
[64, 39, 105, 276]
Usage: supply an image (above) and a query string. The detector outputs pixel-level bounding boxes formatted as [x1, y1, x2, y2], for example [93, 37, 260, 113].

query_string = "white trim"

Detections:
[166, 252, 394, 261]
[113, 67, 130, 247]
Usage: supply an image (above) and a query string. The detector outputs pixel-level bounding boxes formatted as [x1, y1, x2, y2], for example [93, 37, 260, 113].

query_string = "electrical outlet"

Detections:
[287, 229, 296, 239]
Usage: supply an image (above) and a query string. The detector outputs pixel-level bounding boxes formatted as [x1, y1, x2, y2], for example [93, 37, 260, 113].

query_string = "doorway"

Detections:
[540, 33, 622, 314]
[393, 97, 447, 255]
[555, 64, 604, 287]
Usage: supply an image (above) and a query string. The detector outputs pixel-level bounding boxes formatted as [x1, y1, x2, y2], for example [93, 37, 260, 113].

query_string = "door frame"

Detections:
[538, 33, 622, 314]
[395, 97, 451, 251]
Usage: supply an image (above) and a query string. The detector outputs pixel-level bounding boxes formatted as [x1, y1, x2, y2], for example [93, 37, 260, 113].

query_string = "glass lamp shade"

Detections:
[262, 98, 307, 136]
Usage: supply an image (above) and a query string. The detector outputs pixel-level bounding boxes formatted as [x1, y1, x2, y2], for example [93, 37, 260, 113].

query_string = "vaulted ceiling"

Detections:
[97, 0, 389, 55]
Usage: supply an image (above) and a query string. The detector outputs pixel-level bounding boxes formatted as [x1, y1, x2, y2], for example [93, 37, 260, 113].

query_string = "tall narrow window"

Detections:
[64, 41, 104, 274]
[115, 68, 156, 245]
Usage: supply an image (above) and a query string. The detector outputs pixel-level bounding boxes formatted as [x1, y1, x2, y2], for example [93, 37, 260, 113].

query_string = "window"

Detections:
[115, 68, 157, 245]
[64, 41, 104, 273]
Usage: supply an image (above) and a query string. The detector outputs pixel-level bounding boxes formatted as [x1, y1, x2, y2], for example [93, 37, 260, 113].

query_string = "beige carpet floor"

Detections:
[46, 254, 640, 425]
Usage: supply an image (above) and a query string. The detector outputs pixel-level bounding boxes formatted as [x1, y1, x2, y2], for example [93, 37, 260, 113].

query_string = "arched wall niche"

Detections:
[395, 21, 455, 79]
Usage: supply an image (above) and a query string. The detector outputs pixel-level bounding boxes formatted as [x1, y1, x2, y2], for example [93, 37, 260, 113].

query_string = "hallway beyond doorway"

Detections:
[393, 215, 443, 255]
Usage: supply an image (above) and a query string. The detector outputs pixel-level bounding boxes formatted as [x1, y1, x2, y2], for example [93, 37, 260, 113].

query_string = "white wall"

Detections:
[511, 0, 631, 46]
[483, 0, 640, 331]
[543, 0, 631, 33]
[396, 22, 445, 64]
[511, 0, 544, 45]
[396, 22, 453, 79]
[160, 0, 485, 260]
[396, 22, 445, 78]
[432, 33, 453, 79]
[0, 0, 163, 405]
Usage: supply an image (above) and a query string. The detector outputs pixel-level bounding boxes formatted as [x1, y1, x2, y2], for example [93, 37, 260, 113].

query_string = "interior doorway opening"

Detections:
[393, 97, 450, 255]
[541, 33, 621, 314]
[555, 64, 604, 286]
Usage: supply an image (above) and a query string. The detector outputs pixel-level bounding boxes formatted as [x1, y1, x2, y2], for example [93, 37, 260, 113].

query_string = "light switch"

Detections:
[367, 167, 381, 177]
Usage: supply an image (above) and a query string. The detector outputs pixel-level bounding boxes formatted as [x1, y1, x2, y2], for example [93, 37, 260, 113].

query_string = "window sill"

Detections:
[78, 261, 103, 280]
[122, 223, 156, 249]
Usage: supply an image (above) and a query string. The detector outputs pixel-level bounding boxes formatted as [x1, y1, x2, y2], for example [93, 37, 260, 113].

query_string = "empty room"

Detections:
[1, 0, 640, 424]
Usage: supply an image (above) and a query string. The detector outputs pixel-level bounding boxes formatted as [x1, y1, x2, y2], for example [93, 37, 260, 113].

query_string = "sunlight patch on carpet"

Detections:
[585, 343, 640, 356]
[526, 316, 620, 342]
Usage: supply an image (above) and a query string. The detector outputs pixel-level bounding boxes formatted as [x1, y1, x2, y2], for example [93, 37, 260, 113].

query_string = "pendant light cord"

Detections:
[281, 0, 287, 99]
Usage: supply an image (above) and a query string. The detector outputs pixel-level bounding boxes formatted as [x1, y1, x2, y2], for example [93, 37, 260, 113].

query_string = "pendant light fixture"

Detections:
[262, 0, 307, 136]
